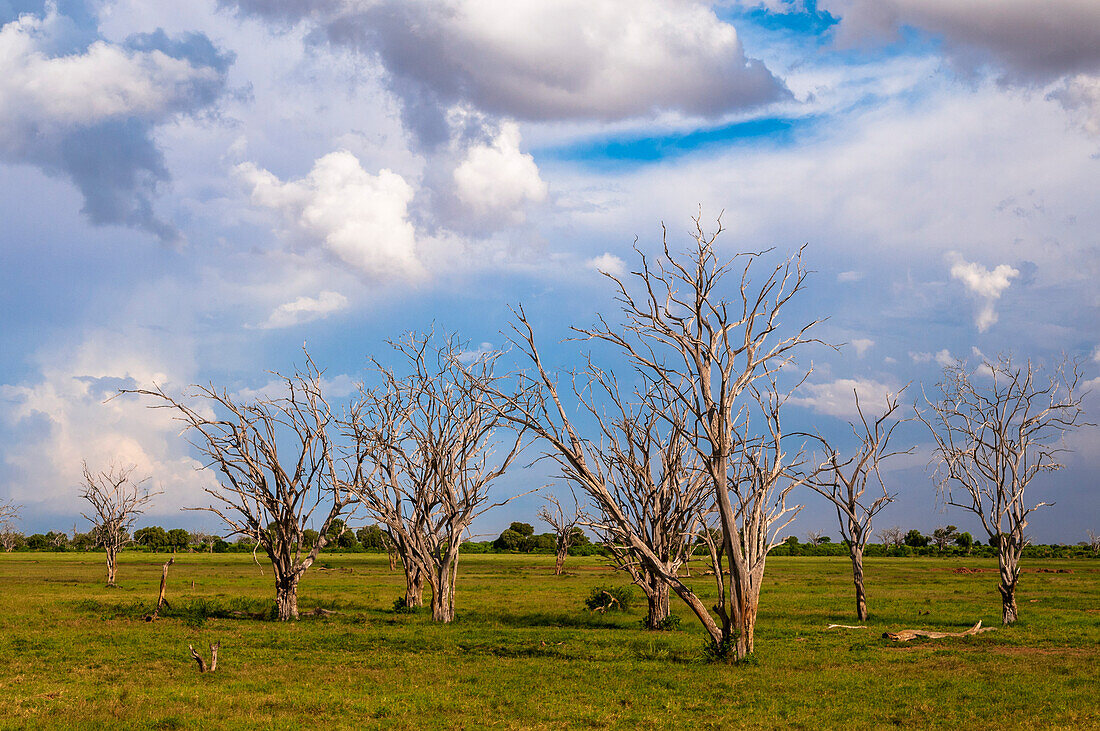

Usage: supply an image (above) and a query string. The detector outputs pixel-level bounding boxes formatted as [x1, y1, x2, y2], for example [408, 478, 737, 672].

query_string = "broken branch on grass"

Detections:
[883, 621, 995, 642]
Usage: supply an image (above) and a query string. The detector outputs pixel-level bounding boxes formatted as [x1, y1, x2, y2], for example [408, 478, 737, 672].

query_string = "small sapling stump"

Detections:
[188, 642, 220, 673]
[144, 557, 175, 621]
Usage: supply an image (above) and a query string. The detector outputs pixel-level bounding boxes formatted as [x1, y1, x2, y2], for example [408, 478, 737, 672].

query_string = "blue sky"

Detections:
[1, 0, 1098, 543]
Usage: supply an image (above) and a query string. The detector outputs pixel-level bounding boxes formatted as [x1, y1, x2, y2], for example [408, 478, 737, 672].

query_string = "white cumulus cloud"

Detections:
[236, 151, 423, 282]
[586, 253, 627, 277]
[788, 377, 902, 419]
[258, 290, 349, 330]
[947, 252, 1019, 332]
[0, 332, 216, 517]
[850, 338, 874, 357]
[453, 122, 547, 225]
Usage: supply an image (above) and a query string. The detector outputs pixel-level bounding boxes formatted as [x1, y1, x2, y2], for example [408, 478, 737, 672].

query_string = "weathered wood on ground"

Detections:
[883, 621, 995, 642]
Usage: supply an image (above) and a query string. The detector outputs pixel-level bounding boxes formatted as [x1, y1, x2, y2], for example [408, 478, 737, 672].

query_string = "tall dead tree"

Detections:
[536, 490, 584, 576]
[346, 333, 526, 622]
[917, 355, 1087, 624]
[580, 219, 822, 659]
[79, 462, 159, 586]
[470, 313, 719, 635]
[125, 354, 361, 620]
[474, 215, 819, 657]
[808, 389, 910, 620]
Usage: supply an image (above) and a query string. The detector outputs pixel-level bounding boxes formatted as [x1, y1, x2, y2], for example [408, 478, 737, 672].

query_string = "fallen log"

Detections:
[883, 621, 995, 642]
[302, 607, 342, 617]
[827, 624, 868, 629]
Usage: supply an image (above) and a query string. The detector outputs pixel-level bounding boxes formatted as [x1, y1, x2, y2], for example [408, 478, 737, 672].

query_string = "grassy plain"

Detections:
[0, 551, 1097, 729]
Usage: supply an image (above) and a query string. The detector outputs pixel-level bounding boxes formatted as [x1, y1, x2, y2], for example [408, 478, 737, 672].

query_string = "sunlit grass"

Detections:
[1, 551, 1097, 729]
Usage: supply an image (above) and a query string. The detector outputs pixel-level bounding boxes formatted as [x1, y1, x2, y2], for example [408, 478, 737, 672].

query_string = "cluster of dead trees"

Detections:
[60, 216, 1086, 658]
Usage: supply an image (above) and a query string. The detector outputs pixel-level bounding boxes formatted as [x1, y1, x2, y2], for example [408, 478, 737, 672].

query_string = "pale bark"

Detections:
[79, 462, 158, 587]
[642, 575, 671, 629]
[808, 390, 908, 622]
[105, 548, 118, 587]
[123, 352, 361, 621]
[150, 557, 174, 619]
[472, 218, 819, 658]
[918, 355, 1088, 625]
[849, 544, 867, 622]
[537, 492, 582, 576]
[885, 621, 995, 642]
[403, 563, 425, 608]
[346, 332, 527, 624]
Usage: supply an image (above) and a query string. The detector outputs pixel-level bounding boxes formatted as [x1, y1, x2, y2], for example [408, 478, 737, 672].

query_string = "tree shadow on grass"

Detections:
[461, 609, 639, 630]
[71, 596, 371, 626]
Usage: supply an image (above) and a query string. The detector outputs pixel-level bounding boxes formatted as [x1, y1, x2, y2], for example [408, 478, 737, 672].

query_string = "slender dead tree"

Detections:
[0, 500, 21, 552]
[805, 530, 826, 547]
[346, 333, 526, 622]
[536, 490, 584, 576]
[125, 354, 362, 620]
[693, 379, 814, 656]
[808, 389, 911, 620]
[578, 218, 823, 659]
[916, 355, 1088, 624]
[585, 376, 712, 630]
[79, 462, 159, 586]
[468, 312, 718, 635]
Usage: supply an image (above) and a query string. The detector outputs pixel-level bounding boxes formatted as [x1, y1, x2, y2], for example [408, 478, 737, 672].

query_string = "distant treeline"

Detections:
[5, 522, 1097, 560]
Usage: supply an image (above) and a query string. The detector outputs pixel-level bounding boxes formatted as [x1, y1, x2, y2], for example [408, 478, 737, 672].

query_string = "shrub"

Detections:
[584, 585, 634, 613]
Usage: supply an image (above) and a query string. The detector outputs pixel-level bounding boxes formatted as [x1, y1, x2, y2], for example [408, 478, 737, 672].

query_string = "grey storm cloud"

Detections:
[821, 0, 1100, 82]
[223, 0, 790, 148]
[0, 6, 234, 243]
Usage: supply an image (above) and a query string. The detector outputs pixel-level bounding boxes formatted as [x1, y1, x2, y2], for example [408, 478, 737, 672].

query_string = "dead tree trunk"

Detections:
[554, 545, 568, 576]
[275, 574, 300, 621]
[153, 557, 174, 619]
[642, 574, 671, 629]
[105, 547, 118, 587]
[429, 555, 459, 623]
[849, 544, 867, 622]
[403, 563, 425, 608]
[998, 537, 1020, 624]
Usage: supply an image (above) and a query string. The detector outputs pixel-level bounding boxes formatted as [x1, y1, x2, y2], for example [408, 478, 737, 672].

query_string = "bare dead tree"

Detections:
[1086, 530, 1100, 555]
[582, 375, 713, 630]
[876, 525, 904, 548]
[536, 489, 584, 576]
[808, 389, 911, 620]
[577, 218, 823, 659]
[79, 462, 159, 586]
[124, 353, 362, 620]
[0, 500, 22, 552]
[346, 333, 527, 623]
[465, 311, 728, 639]
[916, 355, 1088, 624]
[805, 529, 825, 547]
[694, 379, 814, 656]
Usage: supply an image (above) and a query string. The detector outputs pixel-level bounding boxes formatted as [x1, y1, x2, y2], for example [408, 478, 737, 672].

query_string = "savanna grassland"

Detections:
[1, 552, 1097, 729]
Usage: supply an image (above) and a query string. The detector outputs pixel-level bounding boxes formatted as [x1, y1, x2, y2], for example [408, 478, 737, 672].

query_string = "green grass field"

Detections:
[1, 552, 1097, 729]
